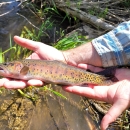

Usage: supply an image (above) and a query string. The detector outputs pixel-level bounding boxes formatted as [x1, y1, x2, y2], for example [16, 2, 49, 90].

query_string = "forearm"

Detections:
[63, 21, 130, 68]
[92, 21, 130, 67]
[62, 42, 102, 67]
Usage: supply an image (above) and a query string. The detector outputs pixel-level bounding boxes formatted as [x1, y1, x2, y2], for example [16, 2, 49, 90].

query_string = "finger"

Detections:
[77, 64, 103, 72]
[27, 53, 41, 59]
[0, 78, 10, 87]
[14, 36, 64, 61]
[62, 86, 95, 98]
[101, 99, 129, 130]
[14, 36, 43, 52]
[4, 80, 27, 89]
[62, 85, 109, 100]
[27, 79, 43, 86]
[77, 64, 89, 69]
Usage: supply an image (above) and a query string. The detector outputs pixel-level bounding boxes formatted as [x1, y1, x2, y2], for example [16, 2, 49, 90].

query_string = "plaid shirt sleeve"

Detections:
[92, 21, 130, 67]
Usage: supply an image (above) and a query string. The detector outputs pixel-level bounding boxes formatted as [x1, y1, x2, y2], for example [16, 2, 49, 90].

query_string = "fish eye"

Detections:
[3, 63, 8, 65]
[3, 62, 14, 66]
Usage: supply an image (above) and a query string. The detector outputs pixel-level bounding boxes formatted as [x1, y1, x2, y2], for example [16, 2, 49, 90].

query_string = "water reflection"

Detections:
[0, 0, 40, 51]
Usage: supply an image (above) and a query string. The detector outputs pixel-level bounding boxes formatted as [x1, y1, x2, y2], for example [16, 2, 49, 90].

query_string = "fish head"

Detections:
[0, 61, 25, 78]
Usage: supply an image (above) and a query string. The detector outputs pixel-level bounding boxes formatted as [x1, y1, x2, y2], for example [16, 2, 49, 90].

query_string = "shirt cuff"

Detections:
[92, 21, 130, 67]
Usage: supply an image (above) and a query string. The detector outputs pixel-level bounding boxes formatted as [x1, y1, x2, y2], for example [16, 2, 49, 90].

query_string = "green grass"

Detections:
[88, 7, 108, 19]
[54, 33, 90, 50]
[20, 18, 53, 41]
[120, 0, 130, 8]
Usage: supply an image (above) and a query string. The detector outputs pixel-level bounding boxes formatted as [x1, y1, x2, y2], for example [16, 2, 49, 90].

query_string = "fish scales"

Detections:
[0, 59, 113, 85]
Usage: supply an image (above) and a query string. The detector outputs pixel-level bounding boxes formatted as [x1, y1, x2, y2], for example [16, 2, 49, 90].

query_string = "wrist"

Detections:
[62, 42, 102, 67]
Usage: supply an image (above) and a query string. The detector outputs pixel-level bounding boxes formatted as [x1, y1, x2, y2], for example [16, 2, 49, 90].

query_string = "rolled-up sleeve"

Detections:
[92, 21, 130, 67]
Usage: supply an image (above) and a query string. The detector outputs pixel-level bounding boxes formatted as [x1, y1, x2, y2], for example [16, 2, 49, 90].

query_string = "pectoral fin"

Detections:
[20, 66, 29, 75]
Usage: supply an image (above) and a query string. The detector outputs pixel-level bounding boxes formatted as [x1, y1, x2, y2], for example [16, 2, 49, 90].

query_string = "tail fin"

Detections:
[96, 67, 118, 82]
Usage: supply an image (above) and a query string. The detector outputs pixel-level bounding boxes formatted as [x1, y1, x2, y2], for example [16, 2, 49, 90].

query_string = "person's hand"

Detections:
[0, 36, 129, 129]
[0, 36, 66, 89]
[63, 64, 130, 130]
[0, 36, 102, 89]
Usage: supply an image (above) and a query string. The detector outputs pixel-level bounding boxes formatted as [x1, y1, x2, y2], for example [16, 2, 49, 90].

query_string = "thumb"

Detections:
[101, 99, 129, 130]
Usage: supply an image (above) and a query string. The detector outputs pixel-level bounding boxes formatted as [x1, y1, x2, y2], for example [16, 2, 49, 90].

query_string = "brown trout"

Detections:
[0, 59, 113, 85]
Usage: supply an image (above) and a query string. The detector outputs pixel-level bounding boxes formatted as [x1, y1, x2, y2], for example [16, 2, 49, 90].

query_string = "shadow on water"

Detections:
[0, 1, 99, 130]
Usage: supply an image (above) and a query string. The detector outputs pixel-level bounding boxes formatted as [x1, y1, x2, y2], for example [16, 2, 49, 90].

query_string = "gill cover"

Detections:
[0, 61, 27, 74]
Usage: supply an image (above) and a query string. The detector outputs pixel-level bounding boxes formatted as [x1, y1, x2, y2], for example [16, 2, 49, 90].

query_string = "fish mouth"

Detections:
[0, 66, 8, 77]
[0, 67, 5, 73]
[0, 67, 4, 70]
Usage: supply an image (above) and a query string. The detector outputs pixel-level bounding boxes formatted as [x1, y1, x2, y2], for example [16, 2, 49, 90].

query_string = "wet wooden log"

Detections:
[49, 0, 115, 31]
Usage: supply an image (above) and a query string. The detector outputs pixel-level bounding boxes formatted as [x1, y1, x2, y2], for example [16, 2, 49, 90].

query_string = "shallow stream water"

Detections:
[0, 0, 26, 51]
[0, 1, 99, 130]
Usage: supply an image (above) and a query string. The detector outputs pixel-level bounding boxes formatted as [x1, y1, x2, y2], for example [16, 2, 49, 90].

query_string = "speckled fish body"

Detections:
[0, 59, 113, 85]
